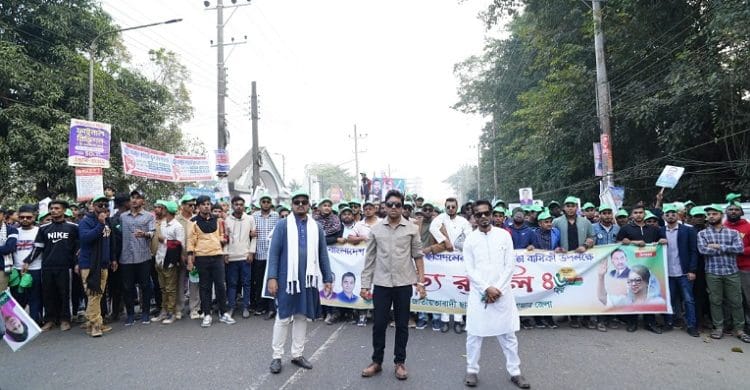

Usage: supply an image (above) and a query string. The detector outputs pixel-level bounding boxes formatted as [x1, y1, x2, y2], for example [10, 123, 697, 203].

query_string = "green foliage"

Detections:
[454, 0, 750, 206]
[305, 164, 357, 200]
[0, 0, 199, 206]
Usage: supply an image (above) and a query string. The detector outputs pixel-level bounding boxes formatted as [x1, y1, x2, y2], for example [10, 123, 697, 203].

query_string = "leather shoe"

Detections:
[395, 363, 408, 380]
[464, 372, 478, 387]
[511, 375, 530, 389]
[291, 356, 313, 369]
[265, 310, 276, 321]
[645, 323, 662, 334]
[440, 321, 449, 333]
[626, 323, 637, 332]
[687, 327, 700, 337]
[361, 362, 382, 377]
[269, 358, 282, 374]
[454, 322, 465, 334]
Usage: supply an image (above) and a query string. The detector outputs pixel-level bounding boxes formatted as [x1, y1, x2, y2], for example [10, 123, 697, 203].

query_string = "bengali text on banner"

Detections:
[318, 243, 672, 316]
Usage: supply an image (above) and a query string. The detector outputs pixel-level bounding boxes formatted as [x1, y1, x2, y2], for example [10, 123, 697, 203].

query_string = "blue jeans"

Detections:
[225, 261, 251, 310]
[665, 275, 696, 328]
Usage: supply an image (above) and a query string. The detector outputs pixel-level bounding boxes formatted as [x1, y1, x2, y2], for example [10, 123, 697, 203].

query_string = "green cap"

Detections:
[564, 196, 578, 205]
[493, 199, 506, 207]
[91, 194, 108, 203]
[37, 211, 49, 222]
[179, 194, 196, 204]
[404, 201, 414, 209]
[155, 199, 170, 209]
[548, 200, 560, 208]
[615, 209, 629, 218]
[726, 193, 742, 202]
[65, 209, 74, 217]
[704, 204, 724, 213]
[537, 211, 553, 221]
[598, 204, 613, 212]
[278, 203, 290, 212]
[349, 198, 362, 205]
[19, 272, 33, 288]
[521, 205, 531, 212]
[164, 201, 178, 214]
[336, 203, 348, 210]
[689, 206, 706, 216]
[582, 202, 595, 210]
[663, 204, 679, 214]
[422, 201, 434, 208]
[339, 206, 353, 214]
[644, 211, 658, 221]
[290, 190, 310, 200]
[684, 200, 696, 207]
[318, 197, 332, 206]
[529, 205, 543, 213]
[259, 193, 273, 202]
[492, 206, 506, 215]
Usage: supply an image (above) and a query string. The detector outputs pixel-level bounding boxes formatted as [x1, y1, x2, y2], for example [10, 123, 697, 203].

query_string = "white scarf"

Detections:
[1, 223, 12, 273]
[286, 216, 320, 294]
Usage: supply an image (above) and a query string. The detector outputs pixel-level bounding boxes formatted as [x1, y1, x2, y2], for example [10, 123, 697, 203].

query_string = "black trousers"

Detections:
[195, 256, 228, 315]
[149, 257, 162, 309]
[372, 285, 411, 364]
[106, 266, 123, 319]
[42, 268, 71, 323]
[70, 270, 85, 314]
[250, 259, 273, 311]
[121, 262, 152, 316]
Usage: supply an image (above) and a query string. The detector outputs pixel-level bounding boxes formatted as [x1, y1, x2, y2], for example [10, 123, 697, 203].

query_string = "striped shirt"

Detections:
[252, 211, 279, 260]
[697, 225, 744, 276]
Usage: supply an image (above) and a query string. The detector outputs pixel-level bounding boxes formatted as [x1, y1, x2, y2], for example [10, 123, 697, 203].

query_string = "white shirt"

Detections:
[429, 213, 472, 246]
[463, 226, 519, 337]
[14, 227, 40, 270]
[352, 217, 380, 240]
[155, 218, 185, 266]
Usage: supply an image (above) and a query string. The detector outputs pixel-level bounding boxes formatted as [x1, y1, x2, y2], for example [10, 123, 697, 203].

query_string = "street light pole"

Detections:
[87, 18, 183, 121]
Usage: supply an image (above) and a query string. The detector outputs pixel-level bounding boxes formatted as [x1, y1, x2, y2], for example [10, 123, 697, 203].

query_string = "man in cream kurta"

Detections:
[463, 200, 530, 389]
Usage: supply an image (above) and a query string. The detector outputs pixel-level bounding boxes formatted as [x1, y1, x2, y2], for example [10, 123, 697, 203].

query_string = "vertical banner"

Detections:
[655, 165, 685, 189]
[519, 187, 534, 206]
[600, 133, 613, 176]
[68, 119, 111, 168]
[1, 289, 42, 351]
[75, 167, 104, 201]
[593, 142, 603, 177]
[215, 149, 230, 174]
[173, 155, 212, 182]
[121, 142, 174, 181]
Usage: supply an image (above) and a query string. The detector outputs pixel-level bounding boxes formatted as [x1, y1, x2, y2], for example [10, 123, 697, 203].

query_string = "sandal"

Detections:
[710, 329, 723, 339]
[736, 332, 750, 343]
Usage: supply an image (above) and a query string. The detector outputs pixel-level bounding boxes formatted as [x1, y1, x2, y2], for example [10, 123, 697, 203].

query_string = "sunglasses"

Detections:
[18, 216, 34, 220]
[445, 205, 457, 209]
[186, 203, 196, 208]
[94, 203, 108, 208]
[293, 199, 309, 206]
[260, 200, 272, 204]
[384, 201, 402, 209]
[422, 208, 434, 213]
[473, 211, 491, 218]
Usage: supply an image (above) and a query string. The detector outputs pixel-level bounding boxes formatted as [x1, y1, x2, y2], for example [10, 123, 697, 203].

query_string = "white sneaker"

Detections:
[175, 312, 182, 320]
[220, 313, 236, 325]
[162, 314, 175, 325]
[190, 310, 202, 320]
[151, 313, 167, 322]
[201, 315, 212, 328]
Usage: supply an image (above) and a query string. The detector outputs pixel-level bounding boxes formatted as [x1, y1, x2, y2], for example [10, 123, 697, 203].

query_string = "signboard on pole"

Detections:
[75, 167, 103, 202]
[655, 165, 685, 189]
[593, 142, 603, 177]
[68, 119, 111, 168]
[600, 133, 613, 176]
[215, 149, 230, 174]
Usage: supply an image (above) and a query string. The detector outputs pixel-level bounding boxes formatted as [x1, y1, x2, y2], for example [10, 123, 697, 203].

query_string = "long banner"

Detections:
[319, 243, 672, 316]
[121, 142, 212, 182]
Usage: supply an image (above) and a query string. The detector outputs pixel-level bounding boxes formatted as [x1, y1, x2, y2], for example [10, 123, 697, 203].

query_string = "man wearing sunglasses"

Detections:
[77, 195, 115, 337]
[361, 190, 426, 381]
[12, 205, 42, 324]
[267, 190, 333, 374]
[463, 200, 530, 389]
[252, 194, 280, 320]
[429, 197, 471, 333]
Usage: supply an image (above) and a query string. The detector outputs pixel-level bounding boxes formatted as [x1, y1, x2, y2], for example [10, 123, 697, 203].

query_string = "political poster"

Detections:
[173, 155, 212, 182]
[519, 188, 534, 206]
[121, 142, 174, 181]
[74, 167, 103, 201]
[315, 243, 671, 316]
[215, 149, 230, 174]
[655, 165, 685, 189]
[371, 177, 406, 201]
[1, 289, 42, 352]
[593, 142, 603, 177]
[68, 119, 111, 168]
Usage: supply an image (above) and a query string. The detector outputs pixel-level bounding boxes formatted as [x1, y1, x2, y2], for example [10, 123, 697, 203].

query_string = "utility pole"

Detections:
[350, 124, 367, 197]
[205, 0, 249, 152]
[592, 0, 614, 188]
[476, 143, 481, 198]
[251, 81, 260, 190]
[491, 120, 498, 196]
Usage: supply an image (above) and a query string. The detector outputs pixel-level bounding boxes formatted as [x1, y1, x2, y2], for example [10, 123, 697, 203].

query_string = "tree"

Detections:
[305, 163, 357, 200]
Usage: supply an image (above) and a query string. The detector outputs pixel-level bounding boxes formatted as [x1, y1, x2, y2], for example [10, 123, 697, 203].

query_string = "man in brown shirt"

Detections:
[360, 190, 426, 381]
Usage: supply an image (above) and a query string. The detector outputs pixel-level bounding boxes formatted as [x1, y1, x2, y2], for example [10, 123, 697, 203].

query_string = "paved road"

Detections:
[1, 315, 748, 390]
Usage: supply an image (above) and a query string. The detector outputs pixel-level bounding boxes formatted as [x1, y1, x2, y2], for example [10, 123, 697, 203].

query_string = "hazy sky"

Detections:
[101, 0, 494, 200]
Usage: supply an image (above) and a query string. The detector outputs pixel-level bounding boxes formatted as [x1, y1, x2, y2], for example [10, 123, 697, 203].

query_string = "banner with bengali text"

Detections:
[121, 142, 212, 182]
[319, 243, 672, 316]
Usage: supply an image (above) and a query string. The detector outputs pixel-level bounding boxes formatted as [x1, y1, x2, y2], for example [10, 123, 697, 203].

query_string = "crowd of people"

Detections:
[1, 185, 749, 388]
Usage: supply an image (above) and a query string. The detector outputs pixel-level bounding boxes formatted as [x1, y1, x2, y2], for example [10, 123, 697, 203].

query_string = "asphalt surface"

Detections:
[1, 314, 748, 390]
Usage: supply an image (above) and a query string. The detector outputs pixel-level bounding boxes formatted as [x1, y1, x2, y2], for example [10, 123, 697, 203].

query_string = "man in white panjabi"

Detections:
[462, 200, 530, 389]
